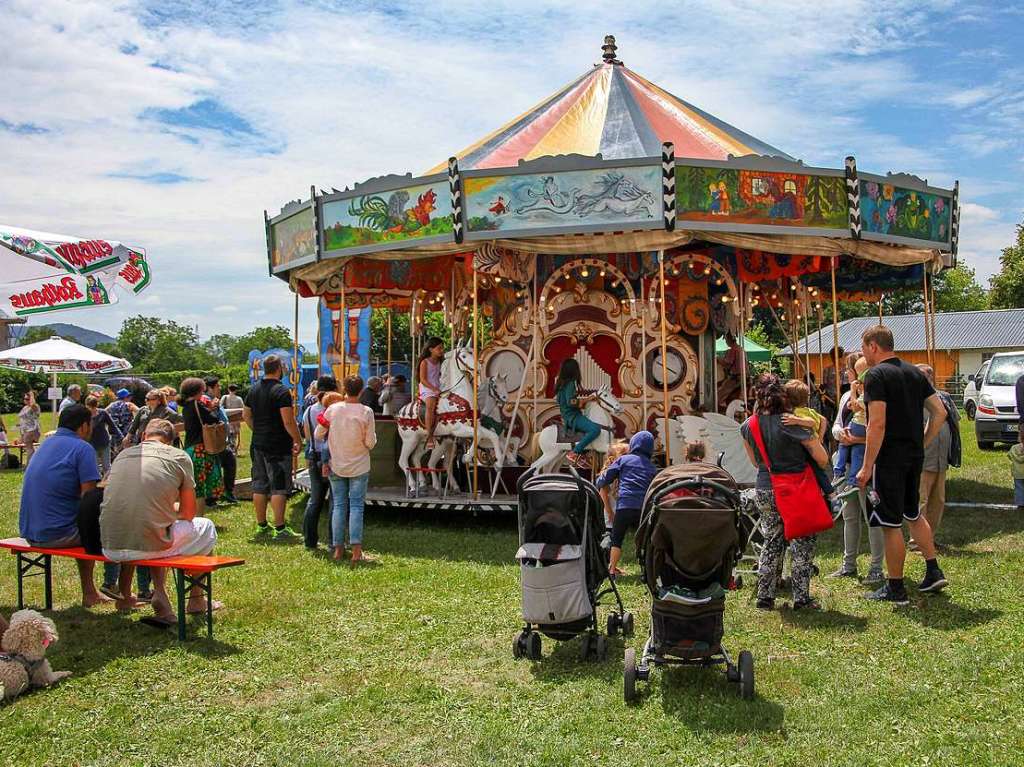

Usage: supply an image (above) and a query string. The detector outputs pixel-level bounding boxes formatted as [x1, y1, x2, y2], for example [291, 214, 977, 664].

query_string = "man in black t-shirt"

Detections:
[856, 325, 948, 604]
[243, 355, 302, 541]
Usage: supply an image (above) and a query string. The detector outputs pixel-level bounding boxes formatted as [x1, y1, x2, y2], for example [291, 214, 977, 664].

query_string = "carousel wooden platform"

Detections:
[293, 470, 518, 514]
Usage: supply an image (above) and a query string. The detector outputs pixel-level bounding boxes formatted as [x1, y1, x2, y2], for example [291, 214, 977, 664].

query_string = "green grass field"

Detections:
[0, 417, 1021, 765]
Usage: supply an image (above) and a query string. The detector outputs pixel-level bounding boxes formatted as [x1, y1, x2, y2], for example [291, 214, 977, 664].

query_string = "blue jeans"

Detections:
[1015, 479, 1024, 506]
[302, 457, 330, 548]
[95, 445, 111, 476]
[834, 422, 867, 480]
[570, 415, 602, 454]
[102, 563, 152, 594]
[329, 472, 369, 547]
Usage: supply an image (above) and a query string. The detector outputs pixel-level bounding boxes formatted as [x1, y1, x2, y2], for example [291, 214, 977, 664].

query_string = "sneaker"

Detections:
[864, 583, 909, 605]
[829, 567, 858, 579]
[222, 494, 239, 505]
[756, 597, 775, 611]
[254, 524, 274, 538]
[836, 484, 861, 501]
[862, 570, 885, 586]
[135, 590, 154, 603]
[792, 598, 822, 611]
[272, 525, 301, 542]
[917, 569, 948, 593]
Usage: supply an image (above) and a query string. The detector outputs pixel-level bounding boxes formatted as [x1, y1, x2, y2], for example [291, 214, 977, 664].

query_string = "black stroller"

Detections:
[513, 466, 632, 661]
[624, 462, 754, 701]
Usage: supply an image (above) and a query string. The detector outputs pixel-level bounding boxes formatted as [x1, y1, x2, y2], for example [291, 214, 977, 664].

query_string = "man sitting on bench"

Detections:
[18, 404, 108, 607]
[100, 418, 221, 626]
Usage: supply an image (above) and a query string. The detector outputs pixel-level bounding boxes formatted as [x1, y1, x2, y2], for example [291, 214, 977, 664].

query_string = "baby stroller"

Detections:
[513, 466, 632, 662]
[624, 462, 754, 701]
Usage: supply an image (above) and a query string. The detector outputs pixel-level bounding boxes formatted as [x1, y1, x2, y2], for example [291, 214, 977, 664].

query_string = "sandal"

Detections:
[140, 615, 175, 630]
[185, 600, 223, 615]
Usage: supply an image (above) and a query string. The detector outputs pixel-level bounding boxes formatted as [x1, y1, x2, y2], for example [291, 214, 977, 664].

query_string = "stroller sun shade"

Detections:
[637, 462, 741, 596]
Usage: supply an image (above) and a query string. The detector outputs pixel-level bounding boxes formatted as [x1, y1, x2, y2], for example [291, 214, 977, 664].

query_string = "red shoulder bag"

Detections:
[749, 416, 833, 541]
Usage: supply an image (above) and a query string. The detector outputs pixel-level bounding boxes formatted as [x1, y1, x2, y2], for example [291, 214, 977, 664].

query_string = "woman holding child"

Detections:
[740, 373, 830, 611]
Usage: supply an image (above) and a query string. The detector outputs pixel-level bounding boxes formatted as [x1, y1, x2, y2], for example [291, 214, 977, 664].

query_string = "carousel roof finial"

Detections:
[601, 35, 621, 65]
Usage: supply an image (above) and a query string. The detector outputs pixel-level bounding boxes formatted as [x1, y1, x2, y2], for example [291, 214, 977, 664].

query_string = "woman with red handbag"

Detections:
[740, 374, 832, 611]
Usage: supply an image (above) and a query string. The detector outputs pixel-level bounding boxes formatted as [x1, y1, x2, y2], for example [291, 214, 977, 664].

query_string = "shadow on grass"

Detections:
[527, 634, 628, 684]
[657, 664, 785, 733]
[903, 594, 1001, 631]
[37, 605, 240, 679]
[779, 607, 868, 633]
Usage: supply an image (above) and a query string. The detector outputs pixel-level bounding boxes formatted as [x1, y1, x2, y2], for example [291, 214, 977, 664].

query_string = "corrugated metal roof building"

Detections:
[781, 309, 1024, 388]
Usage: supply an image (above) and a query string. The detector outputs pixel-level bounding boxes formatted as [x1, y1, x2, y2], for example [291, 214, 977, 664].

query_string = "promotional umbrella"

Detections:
[0, 336, 132, 417]
[0, 224, 152, 318]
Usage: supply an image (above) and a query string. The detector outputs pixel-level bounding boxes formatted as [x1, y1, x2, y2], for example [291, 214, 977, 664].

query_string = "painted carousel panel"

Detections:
[464, 165, 662, 236]
[675, 165, 848, 229]
[269, 206, 316, 269]
[859, 181, 951, 244]
[321, 180, 453, 254]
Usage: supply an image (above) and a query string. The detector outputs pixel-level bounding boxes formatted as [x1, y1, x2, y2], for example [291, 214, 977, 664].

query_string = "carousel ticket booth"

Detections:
[265, 37, 959, 511]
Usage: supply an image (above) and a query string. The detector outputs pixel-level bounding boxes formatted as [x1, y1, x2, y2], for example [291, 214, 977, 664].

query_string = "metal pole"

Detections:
[658, 251, 672, 465]
[738, 281, 748, 409]
[386, 309, 392, 379]
[532, 267, 539, 441]
[293, 291, 300, 474]
[472, 266, 479, 500]
[922, 269, 932, 369]
[340, 285, 347, 380]
[640, 273, 647, 424]
[816, 302, 824, 387]
[929, 269, 939, 379]
[830, 256, 841, 407]
[802, 289, 812, 388]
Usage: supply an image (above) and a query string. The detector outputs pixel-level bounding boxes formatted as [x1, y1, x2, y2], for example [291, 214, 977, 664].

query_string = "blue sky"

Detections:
[1, 0, 1022, 342]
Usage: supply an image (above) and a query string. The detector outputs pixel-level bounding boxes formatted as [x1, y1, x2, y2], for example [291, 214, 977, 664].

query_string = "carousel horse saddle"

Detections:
[556, 423, 585, 444]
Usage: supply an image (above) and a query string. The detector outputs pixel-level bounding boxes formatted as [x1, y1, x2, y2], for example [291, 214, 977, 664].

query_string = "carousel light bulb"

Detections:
[771, 293, 778, 299]
[703, 266, 711, 275]
[495, 276, 502, 283]
[581, 268, 589, 277]
[715, 278, 724, 286]
[599, 269, 606, 277]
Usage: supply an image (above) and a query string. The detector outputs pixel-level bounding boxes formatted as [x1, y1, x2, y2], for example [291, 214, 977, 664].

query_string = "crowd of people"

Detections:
[5, 322, 975, 629]
[583, 324, 955, 611]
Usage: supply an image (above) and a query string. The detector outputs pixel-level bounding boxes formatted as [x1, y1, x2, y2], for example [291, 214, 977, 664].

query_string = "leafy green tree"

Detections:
[225, 326, 294, 364]
[933, 264, 988, 312]
[988, 223, 1024, 309]
[202, 333, 237, 365]
[17, 326, 59, 346]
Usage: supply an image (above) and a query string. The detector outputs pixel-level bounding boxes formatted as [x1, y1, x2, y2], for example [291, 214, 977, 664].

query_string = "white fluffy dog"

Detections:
[0, 610, 71, 701]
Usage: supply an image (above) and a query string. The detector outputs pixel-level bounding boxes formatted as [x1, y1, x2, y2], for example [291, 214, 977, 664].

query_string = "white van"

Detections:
[962, 358, 991, 420]
[974, 351, 1024, 449]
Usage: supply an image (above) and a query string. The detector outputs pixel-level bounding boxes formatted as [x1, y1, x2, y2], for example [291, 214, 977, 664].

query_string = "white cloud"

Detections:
[0, 0, 1019, 341]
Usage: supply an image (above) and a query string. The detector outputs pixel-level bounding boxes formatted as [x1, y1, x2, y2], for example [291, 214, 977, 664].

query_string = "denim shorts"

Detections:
[250, 447, 293, 496]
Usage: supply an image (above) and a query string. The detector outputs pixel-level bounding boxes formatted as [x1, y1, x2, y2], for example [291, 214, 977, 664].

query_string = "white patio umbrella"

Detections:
[0, 336, 131, 418]
[0, 224, 151, 318]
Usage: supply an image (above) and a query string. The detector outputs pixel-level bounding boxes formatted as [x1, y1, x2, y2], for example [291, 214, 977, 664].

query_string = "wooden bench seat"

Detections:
[0, 537, 244, 640]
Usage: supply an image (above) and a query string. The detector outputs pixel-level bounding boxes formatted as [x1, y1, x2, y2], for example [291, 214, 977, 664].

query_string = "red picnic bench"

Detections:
[0, 537, 244, 641]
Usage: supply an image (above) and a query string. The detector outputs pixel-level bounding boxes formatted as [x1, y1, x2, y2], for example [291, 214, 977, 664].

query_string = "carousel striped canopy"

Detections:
[431, 53, 793, 173]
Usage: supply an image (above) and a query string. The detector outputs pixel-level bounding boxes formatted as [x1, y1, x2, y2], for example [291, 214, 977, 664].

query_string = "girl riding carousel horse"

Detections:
[555, 358, 602, 469]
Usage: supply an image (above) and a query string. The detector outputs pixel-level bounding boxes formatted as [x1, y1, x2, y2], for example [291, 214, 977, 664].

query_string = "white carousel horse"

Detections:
[665, 412, 758, 484]
[395, 343, 509, 496]
[530, 384, 623, 474]
[415, 373, 511, 496]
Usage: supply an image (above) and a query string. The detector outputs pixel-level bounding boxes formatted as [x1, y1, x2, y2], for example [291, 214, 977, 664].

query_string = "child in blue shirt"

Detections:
[596, 431, 658, 577]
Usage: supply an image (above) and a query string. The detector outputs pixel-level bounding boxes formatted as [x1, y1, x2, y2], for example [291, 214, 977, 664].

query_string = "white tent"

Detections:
[0, 336, 131, 417]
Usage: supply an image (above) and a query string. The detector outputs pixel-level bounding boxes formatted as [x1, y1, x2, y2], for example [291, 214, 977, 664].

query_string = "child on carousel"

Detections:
[417, 337, 445, 450]
[554, 358, 602, 469]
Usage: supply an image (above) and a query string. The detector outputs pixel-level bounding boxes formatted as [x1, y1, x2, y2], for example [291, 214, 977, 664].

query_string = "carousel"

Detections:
[266, 37, 959, 512]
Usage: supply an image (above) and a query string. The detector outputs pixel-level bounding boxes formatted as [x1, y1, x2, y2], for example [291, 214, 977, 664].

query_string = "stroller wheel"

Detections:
[621, 612, 635, 637]
[512, 632, 527, 660]
[623, 648, 638, 703]
[579, 633, 593, 661]
[738, 650, 755, 699]
[606, 613, 620, 637]
[594, 634, 607, 661]
[527, 632, 542, 661]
